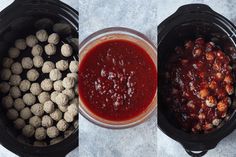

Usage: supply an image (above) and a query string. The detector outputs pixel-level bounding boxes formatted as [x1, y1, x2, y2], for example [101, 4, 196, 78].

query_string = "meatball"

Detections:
[10, 86, 21, 98]
[36, 29, 48, 42]
[15, 39, 27, 50]
[19, 80, 31, 92]
[50, 91, 59, 103]
[6, 108, 18, 120]
[23, 93, 36, 106]
[62, 89, 75, 100]
[49, 69, 62, 81]
[9, 75, 21, 86]
[35, 127, 46, 140]
[30, 83, 42, 96]
[38, 92, 50, 104]
[67, 103, 78, 117]
[55, 93, 69, 106]
[11, 62, 23, 74]
[2, 95, 13, 108]
[29, 116, 41, 128]
[1, 68, 11, 80]
[64, 111, 74, 123]
[58, 105, 68, 113]
[45, 44, 56, 55]
[69, 61, 78, 73]
[31, 103, 44, 116]
[67, 73, 77, 81]
[13, 98, 25, 111]
[43, 100, 55, 114]
[56, 119, 68, 131]
[48, 33, 60, 45]
[42, 61, 55, 73]
[22, 125, 35, 137]
[62, 77, 75, 89]
[21, 57, 33, 69]
[2, 57, 13, 68]
[42, 115, 53, 128]
[14, 118, 25, 130]
[26, 35, 38, 47]
[47, 126, 59, 138]
[56, 60, 68, 71]
[32, 44, 43, 56]
[53, 80, 64, 91]
[0, 82, 10, 94]
[20, 107, 32, 120]
[50, 109, 62, 121]
[8, 47, 20, 59]
[41, 79, 53, 91]
[27, 69, 39, 81]
[61, 44, 73, 57]
[33, 56, 44, 68]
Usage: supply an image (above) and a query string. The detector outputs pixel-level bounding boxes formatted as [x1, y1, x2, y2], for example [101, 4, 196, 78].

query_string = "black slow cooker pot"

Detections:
[158, 4, 236, 157]
[0, 0, 78, 156]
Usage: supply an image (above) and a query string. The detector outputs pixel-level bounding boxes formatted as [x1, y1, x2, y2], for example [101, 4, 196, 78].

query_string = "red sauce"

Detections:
[79, 39, 157, 121]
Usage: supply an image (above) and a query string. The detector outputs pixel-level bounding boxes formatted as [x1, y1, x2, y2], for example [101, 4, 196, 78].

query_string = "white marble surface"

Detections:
[0, 0, 78, 157]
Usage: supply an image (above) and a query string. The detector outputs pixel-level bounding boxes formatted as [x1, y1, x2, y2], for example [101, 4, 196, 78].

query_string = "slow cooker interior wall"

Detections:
[159, 21, 236, 131]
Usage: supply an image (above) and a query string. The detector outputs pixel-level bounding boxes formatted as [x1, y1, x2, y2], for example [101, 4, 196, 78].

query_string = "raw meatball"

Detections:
[30, 83, 42, 96]
[35, 127, 46, 140]
[50, 109, 62, 121]
[38, 92, 50, 104]
[1, 68, 11, 80]
[69, 61, 78, 73]
[14, 98, 25, 111]
[48, 33, 60, 45]
[22, 125, 35, 137]
[27, 69, 39, 81]
[45, 44, 56, 55]
[41, 79, 53, 91]
[2, 57, 13, 68]
[11, 62, 23, 74]
[42, 115, 53, 128]
[56, 60, 68, 71]
[56, 119, 68, 131]
[19, 80, 31, 92]
[43, 100, 55, 113]
[55, 93, 69, 106]
[33, 56, 44, 68]
[10, 86, 21, 98]
[62, 77, 75, 89]
[67, 103, 78, 117]
[31, 103, 44, 116]
[58, 105, 68, 112]
[47, 126, 59, 138]
[0, 82, 10, 94]
[20, 107, 32, 120]
[53, 80, 64, 91]
[50, 136, 63, 145]
[14, 118, 25, 130]
[9, 75, 21, 86]
[23, 93, 36, 106]
[67, 73, 77, 81]
[61, 44, 73, 57]
[64, 111, 74, 122]
[21, 57, 33, 69]
[6, 108, 18, 120]
[33, 141, 47, 147]
[8, 47, 20, 59]
[36, 29, 48, 42]
[49, 69, 62, 81]
[50, 91, 59, 103]
[32, 44, 43, 56]
[15, 39, 27, 50]
[26, 35, 38, 47]
[62, 89, 75, 100]
[29, 116, 41, 128]
[42, 61, 55, 73]
[2, 95, 13, 108]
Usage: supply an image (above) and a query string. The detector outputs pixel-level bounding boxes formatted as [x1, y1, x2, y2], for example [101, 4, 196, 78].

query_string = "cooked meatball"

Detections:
[64, 111, 74, 123]
[29, 116, 41, 128]
[36, 29, 48, 42]
[27, 69, 39, 81]
[42, 61, 55, 73]
[58, 105, 68, 113]
[23, 93, 36, 106]
[2, 95, 13, 108]
[0, 82, 10, 94]
[6, 108, 18, 120]
[61, 44, 73, 57]
[50, 109, 62, 121]
[38, 92, 50, 104]
[26, 35, 38, 47]
[43, 100, 55, 114]
[56, 60, 68, 71]
[30, 83, 42, 96]
[20, 107, 32, 120]
[56, 119, 68, 131]
[8, 47, 20, 59]
[14, 118, 25, 130]
[55, 93, 69, 106]
[13, 98, 25, 111]
[49, 69, 62, 81]
[42, 115, 53, 128]
[62, 89, 75, 100]
[41, 79, 53, 91]
[67, 103, 78, 117]
[47, 126, 59, 138]
[19, 80, 31, 92]
[53, 80, 64, 91]
[67, 73, 77, 81]
[21, 57, 33, 69]
[2, 57, 13, 68]
[11, 62, 23, 74]
[33, 56, 44, 68]
[31, 103, 44, 116]
[62, 77, 75, 89]
[35, 127, 46, 140]
[69, 61, 78, 73]
[32, 44, 43, 56]
[22, 125, 35, 137]
[45, 44, 56, 55]
[9, 86, 21, 98]
[15, 39, 27, 50]
[48, 33, 60, 45]
[50, 91, 59, 103]
[1, 68, 11, 80]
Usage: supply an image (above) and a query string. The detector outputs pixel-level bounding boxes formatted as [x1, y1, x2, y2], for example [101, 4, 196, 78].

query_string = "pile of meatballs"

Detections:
[0, 28, 78, 146]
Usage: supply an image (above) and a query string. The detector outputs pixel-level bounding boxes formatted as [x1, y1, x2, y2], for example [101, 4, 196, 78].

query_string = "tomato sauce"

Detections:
[79, 39, 157, 121]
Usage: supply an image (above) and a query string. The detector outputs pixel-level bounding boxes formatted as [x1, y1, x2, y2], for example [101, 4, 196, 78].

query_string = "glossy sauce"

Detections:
[79, 39, 157, 121]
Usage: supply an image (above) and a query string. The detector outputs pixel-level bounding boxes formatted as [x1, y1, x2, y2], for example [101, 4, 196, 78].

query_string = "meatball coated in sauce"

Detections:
[164, 37, 234, 133]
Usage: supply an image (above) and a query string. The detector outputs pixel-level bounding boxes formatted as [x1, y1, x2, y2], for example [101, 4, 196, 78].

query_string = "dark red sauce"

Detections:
[163, 37, 233, 133]
[79, 39, 157, 121]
